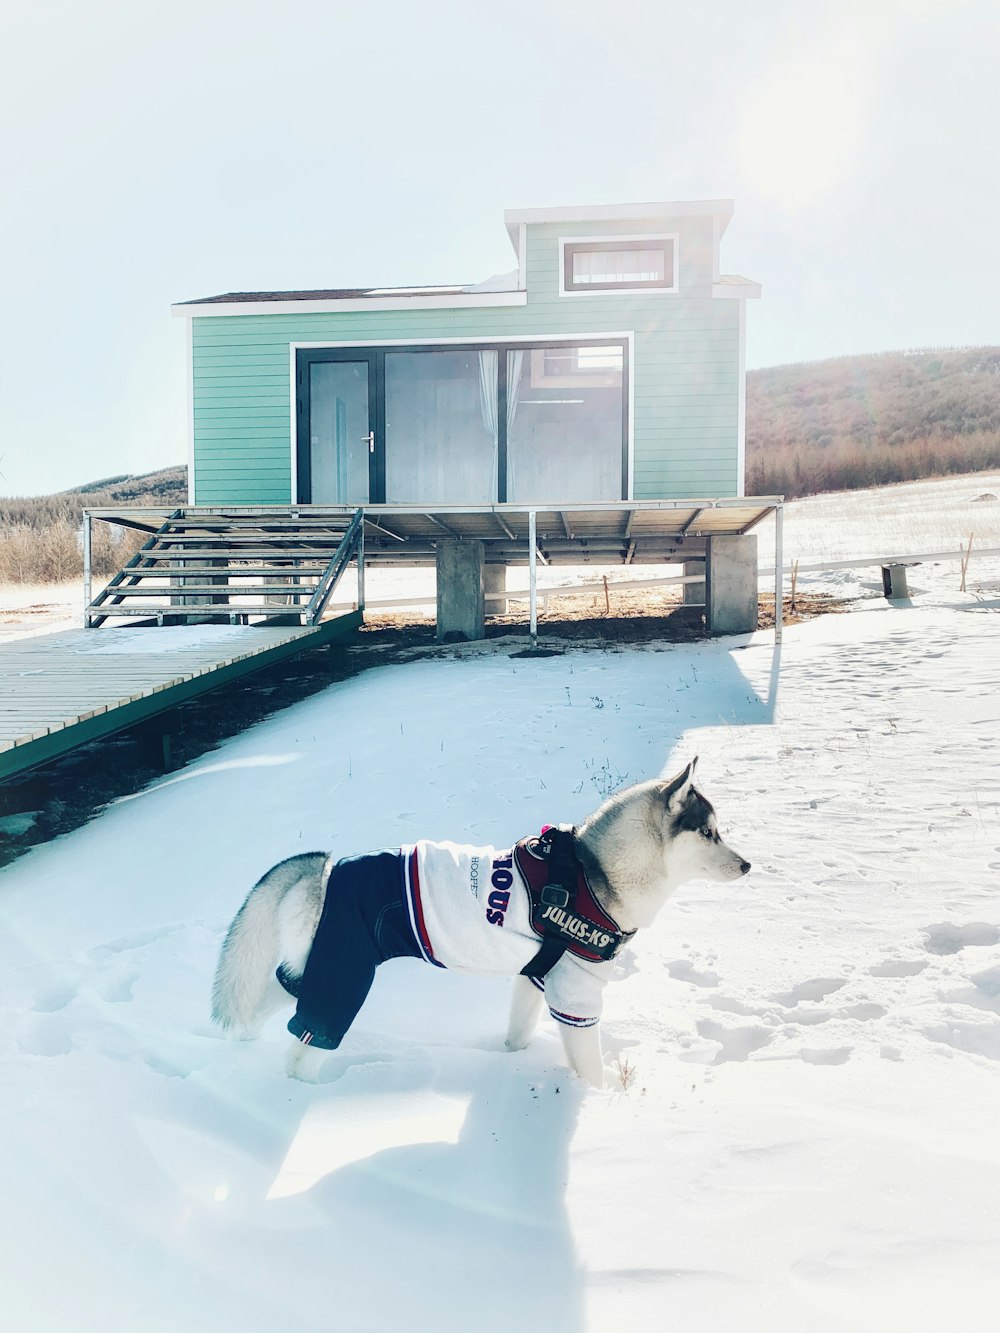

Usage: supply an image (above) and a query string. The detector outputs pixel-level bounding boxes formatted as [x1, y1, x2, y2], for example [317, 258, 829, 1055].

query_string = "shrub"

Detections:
[747, 431, 1000, 500]
[0, 467, 182, 583]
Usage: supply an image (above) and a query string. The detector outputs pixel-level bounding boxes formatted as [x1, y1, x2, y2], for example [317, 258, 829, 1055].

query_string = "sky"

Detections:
[0, 0, 997, 496]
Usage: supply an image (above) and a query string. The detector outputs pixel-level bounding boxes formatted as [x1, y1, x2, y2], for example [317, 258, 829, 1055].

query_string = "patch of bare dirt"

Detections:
[356, 590, 845, 654]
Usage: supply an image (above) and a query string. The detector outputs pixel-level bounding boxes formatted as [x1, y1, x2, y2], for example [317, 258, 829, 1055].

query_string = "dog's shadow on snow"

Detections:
[295, 1045, 587, 1333]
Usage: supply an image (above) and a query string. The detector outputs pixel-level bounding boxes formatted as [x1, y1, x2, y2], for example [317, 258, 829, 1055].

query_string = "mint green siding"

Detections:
[520, 217, 740, 498]
[189, 213, 742, 504]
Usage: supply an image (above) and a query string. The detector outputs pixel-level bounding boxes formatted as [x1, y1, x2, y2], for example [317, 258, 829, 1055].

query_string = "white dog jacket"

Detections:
[403, 834, 631, 1029]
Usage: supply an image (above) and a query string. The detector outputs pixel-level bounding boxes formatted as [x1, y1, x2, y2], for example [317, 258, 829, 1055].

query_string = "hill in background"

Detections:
[0, 467, 188, 583]
[747, 346, 1000, 497]
[71, 467, 189, 507]
[1, 466, 187, 529]
[1, 346, 998, 580]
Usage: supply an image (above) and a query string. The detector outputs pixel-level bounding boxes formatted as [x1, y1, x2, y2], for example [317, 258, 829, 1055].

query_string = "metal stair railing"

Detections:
[305, 508, 365, 625]
[87, 511, 183, 628]
[86, 508, 365, 629]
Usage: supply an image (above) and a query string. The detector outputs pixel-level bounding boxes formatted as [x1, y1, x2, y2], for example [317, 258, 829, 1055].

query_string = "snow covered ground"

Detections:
[2, 475, 999, 1331]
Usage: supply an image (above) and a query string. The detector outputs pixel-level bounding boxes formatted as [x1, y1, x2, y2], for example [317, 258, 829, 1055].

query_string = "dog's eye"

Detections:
[700, 826, 713, 840]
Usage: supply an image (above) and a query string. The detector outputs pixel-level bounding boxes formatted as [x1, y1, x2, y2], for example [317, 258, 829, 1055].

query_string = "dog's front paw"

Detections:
[285, 1040, 326, 1082]
[287, 1064, 323, 1084]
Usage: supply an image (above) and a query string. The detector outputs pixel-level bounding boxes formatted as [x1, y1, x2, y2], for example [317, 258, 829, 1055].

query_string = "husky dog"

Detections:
[212, 758, 749, 1088]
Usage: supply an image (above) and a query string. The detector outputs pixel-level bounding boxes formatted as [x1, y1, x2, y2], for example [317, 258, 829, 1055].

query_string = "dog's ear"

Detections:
[660, 757, 698, 812]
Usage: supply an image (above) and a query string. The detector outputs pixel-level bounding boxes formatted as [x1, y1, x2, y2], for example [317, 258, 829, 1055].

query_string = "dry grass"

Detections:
[0, 520, 144, 584]
[747, 431, 1000, 501]
[615, 1054, 637, 1091]
[752, 469, 1000, 568]
[0, 464, 184, 584]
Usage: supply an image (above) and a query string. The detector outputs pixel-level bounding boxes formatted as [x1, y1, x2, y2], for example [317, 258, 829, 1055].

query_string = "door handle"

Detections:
[364, 431, 375, 453]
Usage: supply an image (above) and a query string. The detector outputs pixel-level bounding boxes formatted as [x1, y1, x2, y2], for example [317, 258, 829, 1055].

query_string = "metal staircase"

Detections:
[87, 508, 364, 628]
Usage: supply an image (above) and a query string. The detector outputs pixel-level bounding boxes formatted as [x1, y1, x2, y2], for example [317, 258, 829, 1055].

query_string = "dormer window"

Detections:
[560, 235, 677, 295]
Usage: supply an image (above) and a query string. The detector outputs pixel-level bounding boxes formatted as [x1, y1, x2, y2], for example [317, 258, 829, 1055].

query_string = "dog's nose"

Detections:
[739, 859, 751, 875]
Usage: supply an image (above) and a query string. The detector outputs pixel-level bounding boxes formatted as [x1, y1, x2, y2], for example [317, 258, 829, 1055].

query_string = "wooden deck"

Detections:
[0, 611, 361, 782]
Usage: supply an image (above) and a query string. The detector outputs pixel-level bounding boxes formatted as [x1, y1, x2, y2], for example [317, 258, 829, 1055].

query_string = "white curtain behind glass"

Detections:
[506, 349, 523, 437]
[573, 247, 665, 284]
[478, 350, 498, 441]
[478, 350, 501, 498]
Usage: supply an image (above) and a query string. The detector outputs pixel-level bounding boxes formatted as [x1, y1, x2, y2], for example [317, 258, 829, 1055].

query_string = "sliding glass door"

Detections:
[505, 344, 625, 503]
[383, 349, 498, 503]
[297, 340, 627, 505]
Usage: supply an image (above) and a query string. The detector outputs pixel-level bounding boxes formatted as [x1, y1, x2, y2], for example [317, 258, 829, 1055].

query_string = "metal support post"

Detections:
[774, 503, 784, 644]
[83, 513, 92, 627]
[528, 509, 538, 643]
[357, 524, 366, 613]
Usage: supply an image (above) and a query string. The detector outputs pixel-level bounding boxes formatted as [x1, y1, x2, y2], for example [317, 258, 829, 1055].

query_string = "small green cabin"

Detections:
[172, 200, 760, 509]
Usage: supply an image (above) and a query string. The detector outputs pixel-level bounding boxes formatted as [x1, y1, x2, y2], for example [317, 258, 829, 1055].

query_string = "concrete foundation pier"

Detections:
[436, 540, 485, 642]
[682, 559, 706, 606]
[706, 535, 758, 635]
[881, 564, 909, 599]
[484, 564, 508, 617]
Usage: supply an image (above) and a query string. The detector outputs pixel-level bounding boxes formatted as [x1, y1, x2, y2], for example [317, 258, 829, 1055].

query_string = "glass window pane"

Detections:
[384, 350, 498, 503]
[506, 344, 624, 503]
[309, 361, 369, 503]
[571, 246, 665, 285]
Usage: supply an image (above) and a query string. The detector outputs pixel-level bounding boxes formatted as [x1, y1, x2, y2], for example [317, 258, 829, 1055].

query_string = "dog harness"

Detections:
[515, 825, 635, 978]
[282, 829, 634, 1050]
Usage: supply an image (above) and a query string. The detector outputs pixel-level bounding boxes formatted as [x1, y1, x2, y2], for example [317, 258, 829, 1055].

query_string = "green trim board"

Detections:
[0, 611, 362, 782]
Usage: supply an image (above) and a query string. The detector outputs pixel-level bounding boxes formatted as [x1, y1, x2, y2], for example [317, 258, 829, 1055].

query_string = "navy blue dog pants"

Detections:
[281, 850, 421, 1050]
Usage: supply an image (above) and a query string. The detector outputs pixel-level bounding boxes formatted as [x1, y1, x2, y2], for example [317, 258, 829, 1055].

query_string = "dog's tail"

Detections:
[211, 853, 327, 1036]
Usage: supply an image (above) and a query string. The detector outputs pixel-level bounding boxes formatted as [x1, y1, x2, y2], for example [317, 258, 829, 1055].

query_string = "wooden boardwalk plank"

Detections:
[0, 613, 361, 779]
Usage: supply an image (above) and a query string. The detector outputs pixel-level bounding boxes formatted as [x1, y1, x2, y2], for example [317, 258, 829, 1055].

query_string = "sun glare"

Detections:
[739, 58, 866, 210]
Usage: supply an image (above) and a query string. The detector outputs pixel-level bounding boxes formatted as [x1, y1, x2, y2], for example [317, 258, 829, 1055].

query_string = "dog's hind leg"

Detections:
[505, 976, 545, 1051]
[212, 853, 326, 1039]
[231, 973, 293, 1040]
[558, 1022, 605, 1089]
